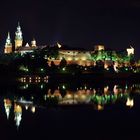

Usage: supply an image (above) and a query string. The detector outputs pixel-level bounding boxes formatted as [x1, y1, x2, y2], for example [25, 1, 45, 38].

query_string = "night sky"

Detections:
[0, 0, 140, 58]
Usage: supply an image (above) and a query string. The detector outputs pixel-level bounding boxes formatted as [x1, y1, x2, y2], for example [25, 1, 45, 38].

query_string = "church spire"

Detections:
[4, 32, 12, 54]
[15, 22, 23, 50]
[5, 32, 12, 46]
[15, 22, 23, 40]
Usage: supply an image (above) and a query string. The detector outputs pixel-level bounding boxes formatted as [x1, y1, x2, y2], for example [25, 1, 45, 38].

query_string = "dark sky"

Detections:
[0, 0, 140, 58]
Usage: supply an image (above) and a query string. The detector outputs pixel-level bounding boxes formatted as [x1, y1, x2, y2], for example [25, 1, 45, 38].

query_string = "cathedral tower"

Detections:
[4, 32, 12, 54]
[15, 22, 23, 50]
[31, 38, 37, 48]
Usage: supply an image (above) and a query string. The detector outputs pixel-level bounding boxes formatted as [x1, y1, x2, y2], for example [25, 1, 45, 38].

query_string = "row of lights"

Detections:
[20, 76, 48, 83]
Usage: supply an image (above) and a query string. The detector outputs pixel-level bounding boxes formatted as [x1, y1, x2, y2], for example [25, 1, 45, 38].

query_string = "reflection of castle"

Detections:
[4, 99, 12, 119]
[14, 103, 22, 129]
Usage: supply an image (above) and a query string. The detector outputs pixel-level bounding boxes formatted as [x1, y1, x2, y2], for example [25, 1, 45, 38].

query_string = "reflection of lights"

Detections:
[14, 104, 22, 129]
[81, 94, 86, 100]
[62, 85, 66, 90]
[25, 105, 29, 110]
[62, 67, 66, 71]
[82, 57, 86, 61]
[67, 57, 72, 61]
[113, 85, 118, 94]
[31, 106, 36, 113]
[26, 84, 28, 88]
[41, 84, 44, 89]
[74, 94, 78, 98]
[31, 96, 34, 100]
[4, 99, 12, 119]
[66, 94, 72, 99]
[93, 89, 96, 94]
[104, 86, 109, 94]
[97, 104, 104, 111]
[126, 98, 134, 108]
[44, 95, 47, 101]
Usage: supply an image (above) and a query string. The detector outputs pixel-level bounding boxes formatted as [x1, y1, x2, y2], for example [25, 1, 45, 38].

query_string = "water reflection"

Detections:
[1, 82, 140, 129]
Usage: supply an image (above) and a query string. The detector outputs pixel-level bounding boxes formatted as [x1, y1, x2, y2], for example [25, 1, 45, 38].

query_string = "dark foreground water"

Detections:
[1, 80, 140, 140]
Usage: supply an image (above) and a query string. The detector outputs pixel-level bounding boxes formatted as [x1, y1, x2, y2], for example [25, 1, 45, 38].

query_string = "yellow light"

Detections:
[67, 57, 72, 61]
[82, 57, 86, 61]
[31, 106, 36, 113]
[14, 104, 22, 113]
[126, 98, 134, 107]
[75, 57, 79, 60]
[97, 104, 104, 111]
[66, 94, 72, 99]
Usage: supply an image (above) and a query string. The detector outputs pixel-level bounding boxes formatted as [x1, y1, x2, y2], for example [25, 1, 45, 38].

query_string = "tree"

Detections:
[59, 58, 67, 68]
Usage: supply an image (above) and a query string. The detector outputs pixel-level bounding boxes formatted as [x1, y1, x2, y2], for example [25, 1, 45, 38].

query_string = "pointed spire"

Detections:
[18, 21, 20, 27]
[15, 22, 23, 40]
[5, 32, 12, 46]
[7, 32, 10, 39]
[25, 43, 30, 47]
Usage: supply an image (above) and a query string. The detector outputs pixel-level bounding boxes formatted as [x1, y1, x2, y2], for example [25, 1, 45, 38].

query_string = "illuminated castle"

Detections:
[4, 22, 37, 54]
[3, 23, 135, 68]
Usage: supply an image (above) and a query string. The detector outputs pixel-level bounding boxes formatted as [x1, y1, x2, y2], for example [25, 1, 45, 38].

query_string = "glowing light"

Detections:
[126, 98, 134, 107]
[31, 106, 36, 113]
[25, 105, 29, 110]
[126, 46, 134, 56]
[67, 57, 72, 61]
[62, 67, 66, 71]
[44, 95, 47, 101]
[97, 104, 104, 111]
[41, 84, 44, 89]
[75, 57, 79, 60]
[31, 96, 34, 100]
[26, 84, 28, 88]
[4, 99, 12, 119]
[66, 94, 72, 99]
[82, 57, 86, 61]
[57, 42, 62, 48]
[62, 85, 66, 90]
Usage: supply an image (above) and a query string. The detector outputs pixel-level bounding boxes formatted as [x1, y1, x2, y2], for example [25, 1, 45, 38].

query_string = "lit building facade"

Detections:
[4, 32, 12, 54]
[3, 23, 135, 67]
[4, 22, 37, 55]
[15, 22, 23, 50]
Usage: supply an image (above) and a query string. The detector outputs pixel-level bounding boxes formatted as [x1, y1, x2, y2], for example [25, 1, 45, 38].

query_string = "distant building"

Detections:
[127, 46, 134, 56]
[94, 45, 105, 51]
